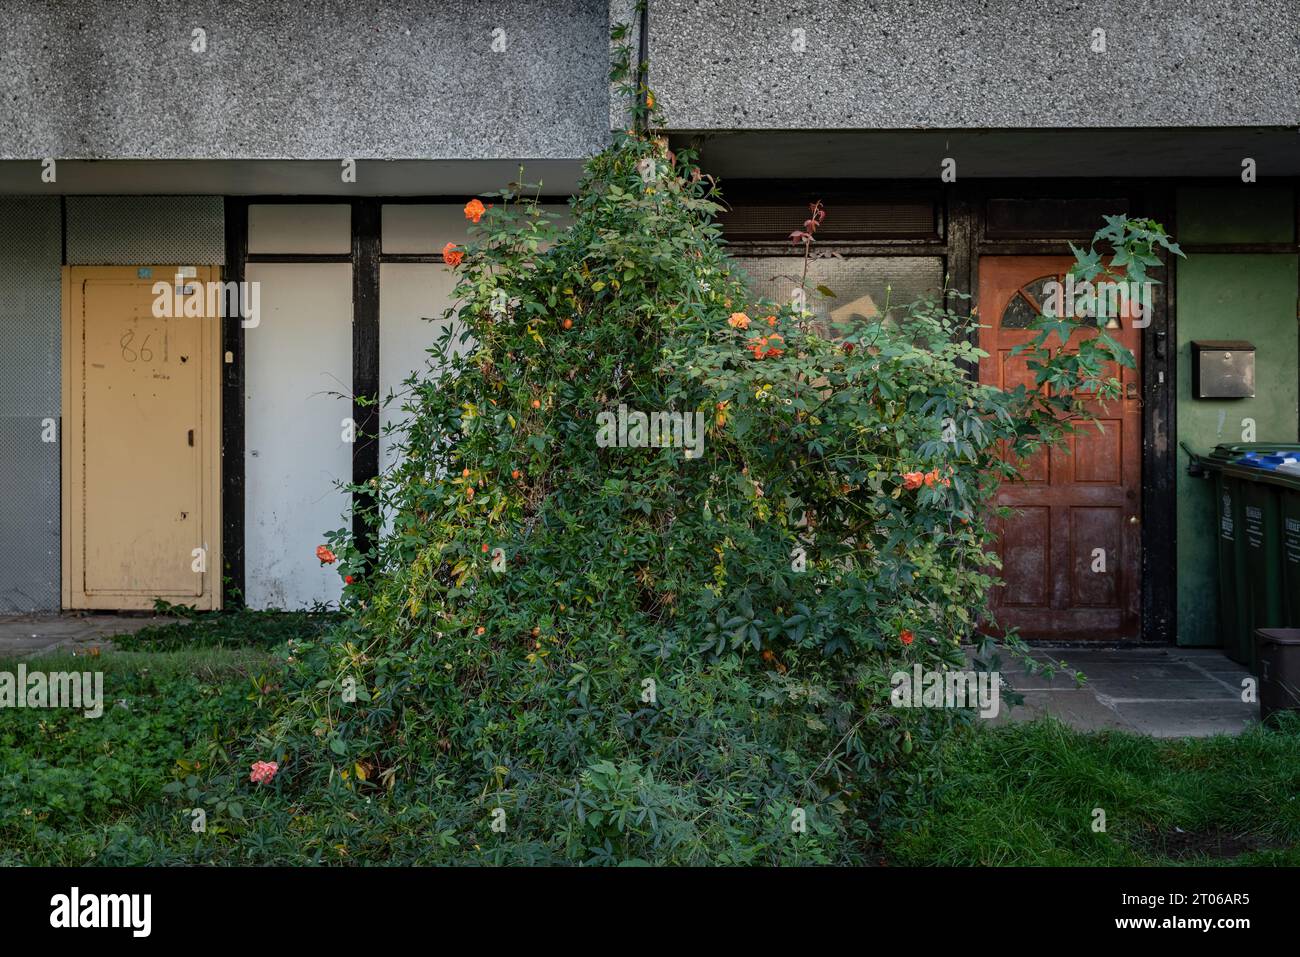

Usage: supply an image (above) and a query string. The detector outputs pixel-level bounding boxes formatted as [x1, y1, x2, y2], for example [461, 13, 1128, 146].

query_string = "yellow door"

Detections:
[62, 266, 222, 610]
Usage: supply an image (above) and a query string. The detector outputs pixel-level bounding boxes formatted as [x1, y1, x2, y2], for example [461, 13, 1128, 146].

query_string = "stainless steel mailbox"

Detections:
[1191, 340, 1256, 399]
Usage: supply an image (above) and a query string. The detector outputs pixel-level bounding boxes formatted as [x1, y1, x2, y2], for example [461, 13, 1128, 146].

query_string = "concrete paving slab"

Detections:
[1086, 676, 1230, 700]
[978, 644, 1257, 737]
[1114, 699, 1258, 738]
[0, 613, 176, 658]
[990, 688, 1136, 733]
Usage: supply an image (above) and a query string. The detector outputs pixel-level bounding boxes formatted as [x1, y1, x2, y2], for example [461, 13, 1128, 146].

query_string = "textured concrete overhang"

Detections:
[0, 0, 612, 161]
[682, 129, 1300, 179]
[648, 0, 1300, 130]
[0, 159, 586, 195]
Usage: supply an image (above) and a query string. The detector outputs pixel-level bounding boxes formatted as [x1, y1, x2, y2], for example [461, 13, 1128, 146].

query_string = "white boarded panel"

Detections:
[377, 204, 568, 484]
[381, 203, 570, 254]
[378, 262, 463, 478]
[248, 204, 350, 255]
[382, 204, 469, 255]
[245, 263, 352, 609]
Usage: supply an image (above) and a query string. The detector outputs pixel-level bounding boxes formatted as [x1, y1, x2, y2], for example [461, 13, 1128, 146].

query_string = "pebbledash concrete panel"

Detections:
[0, 0, 612, 161]
[0, 198, 61, 612]
[647, 0, 1300, 130]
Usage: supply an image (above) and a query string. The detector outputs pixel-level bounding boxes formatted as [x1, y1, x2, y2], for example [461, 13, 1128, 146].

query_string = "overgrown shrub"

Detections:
[249, 39, 1178, 864]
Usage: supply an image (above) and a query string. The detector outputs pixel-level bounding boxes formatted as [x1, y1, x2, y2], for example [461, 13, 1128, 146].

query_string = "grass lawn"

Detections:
[0, 639, 283, 866]
[889, 717, 1300, 866]
[3, 614, 1298, 865]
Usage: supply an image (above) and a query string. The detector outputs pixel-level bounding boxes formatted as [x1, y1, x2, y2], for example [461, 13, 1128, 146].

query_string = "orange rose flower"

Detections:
[442, 242, 463, 267]
[463, 199, 486, 223]
[728, 312, 751, 330]
[899, 629, 915, 646]
[902, 471, 925, 490]
[746, 333, 785, 359]
[315, 545, 336, 565]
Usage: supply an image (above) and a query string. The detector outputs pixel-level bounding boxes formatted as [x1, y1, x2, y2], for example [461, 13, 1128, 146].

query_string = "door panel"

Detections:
[62, 267, 221, 609]
[979, 256, 1141, 640]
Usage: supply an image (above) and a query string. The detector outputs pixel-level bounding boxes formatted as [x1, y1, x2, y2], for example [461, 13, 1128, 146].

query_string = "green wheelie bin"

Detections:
[1205, 447, 1250, 664]
[1269, 463, 1300, 627]
[1231, 463, 1285, 672]
[1202, 444, 1300, 666]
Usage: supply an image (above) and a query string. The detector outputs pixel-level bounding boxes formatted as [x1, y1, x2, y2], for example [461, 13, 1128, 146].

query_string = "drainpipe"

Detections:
[636, 0, 650, 133]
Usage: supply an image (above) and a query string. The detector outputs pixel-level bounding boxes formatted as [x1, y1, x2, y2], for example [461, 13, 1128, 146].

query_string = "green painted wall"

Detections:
[1177, 188, 1297, 245]
[1175, 187, 1298, 646]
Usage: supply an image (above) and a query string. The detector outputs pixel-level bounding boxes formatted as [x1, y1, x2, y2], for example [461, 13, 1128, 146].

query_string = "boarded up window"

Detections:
[721, 200, 938, 242]
[985, 197, 1129, 239]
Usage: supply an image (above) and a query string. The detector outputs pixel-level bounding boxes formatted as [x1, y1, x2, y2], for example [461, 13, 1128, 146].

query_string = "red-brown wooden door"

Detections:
[978, 257, 1141, 641]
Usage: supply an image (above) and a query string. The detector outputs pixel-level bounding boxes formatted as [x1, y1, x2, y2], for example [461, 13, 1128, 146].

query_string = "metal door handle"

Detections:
[1128, 515, 1139, 525]
[187, 429, 194, 447]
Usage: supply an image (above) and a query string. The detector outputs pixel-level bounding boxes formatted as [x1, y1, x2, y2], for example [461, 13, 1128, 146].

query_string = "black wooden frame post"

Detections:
[351, 199, 381, 567]
[1137, 181, 1178, 645]
[222, 197, 248, 608]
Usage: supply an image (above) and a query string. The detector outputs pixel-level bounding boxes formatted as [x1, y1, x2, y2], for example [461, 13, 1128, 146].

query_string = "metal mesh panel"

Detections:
[0, 197, 62, 611]
[67, 197, 225, 265]
[733, 256, 945, 328]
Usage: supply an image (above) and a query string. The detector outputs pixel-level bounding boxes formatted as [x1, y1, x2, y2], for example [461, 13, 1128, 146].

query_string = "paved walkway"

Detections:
[0, 613, 176, 658]
[0, 615, 1263, 736]
[987, 645, 1257, 737]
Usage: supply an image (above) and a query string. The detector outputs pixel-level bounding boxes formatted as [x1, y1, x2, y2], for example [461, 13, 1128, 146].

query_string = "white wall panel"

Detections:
[379, 206, 472, 478]
[378, 262, 463, 478]
[382, 204, 465, 255]
[376, 205, 569, 518]
[245, 263, 352, 609]
[248, 204, 350, 255]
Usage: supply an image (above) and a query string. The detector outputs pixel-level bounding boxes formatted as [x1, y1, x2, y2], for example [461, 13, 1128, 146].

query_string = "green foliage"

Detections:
[0, 650, 277, 865]
[110, 601, 340, 653]
[888, 717, 1300, 866]
[255, 136, 1169, 864]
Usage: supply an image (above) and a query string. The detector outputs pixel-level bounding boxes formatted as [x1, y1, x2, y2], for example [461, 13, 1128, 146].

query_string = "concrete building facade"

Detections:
[1, 0, 1297, 649]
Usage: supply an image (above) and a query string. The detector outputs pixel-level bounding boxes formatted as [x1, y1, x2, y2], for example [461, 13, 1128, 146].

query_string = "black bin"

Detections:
[1255, 628, 1300, 723]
